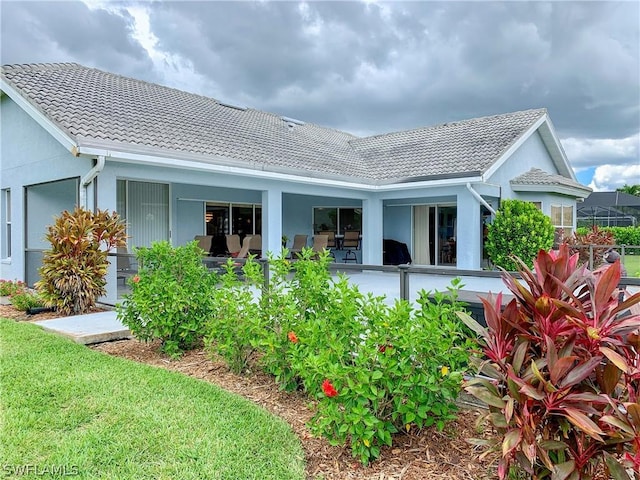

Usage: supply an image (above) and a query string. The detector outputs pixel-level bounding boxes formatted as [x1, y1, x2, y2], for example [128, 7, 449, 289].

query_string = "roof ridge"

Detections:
[355, 108, 547, 142]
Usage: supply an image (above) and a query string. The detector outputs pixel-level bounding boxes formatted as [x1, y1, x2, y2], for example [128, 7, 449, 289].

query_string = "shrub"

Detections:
[607, 226, 640, 247]
[204, 256, 264, 373]
[486, 199, 555, 271]
[309, 280, 474, 465]
[36, 207, 127, 315]
[0, 279, 26, 297]
[459, 243, 640, 479]
[563, 225, 615, 267]
[117, 241, 219, 358]
[10, 290, 44, 311]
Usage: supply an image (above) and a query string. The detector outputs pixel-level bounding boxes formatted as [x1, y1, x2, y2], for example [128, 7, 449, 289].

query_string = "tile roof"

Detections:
[2, 63, 550, 184]
[511, 168, 592, 194]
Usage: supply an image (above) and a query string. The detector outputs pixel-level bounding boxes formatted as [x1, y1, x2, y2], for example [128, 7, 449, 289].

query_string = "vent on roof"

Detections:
[280, 116, 305, 126]
[218, 100, 247, 111]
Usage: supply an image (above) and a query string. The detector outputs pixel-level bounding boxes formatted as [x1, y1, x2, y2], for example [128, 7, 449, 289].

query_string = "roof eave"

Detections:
[511, 183, 592, 199]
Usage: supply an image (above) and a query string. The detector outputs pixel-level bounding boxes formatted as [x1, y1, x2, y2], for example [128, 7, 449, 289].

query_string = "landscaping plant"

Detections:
[8, 289, 44, 312]
[204, 256, 264, 373]
[36, 207, 127, 315]
[117, 241, 219, 357]
[485, 199, 555, 271]
[459, 243, 640, 479]
[563, 225, 615, 268]
[0, 279, 26, 297]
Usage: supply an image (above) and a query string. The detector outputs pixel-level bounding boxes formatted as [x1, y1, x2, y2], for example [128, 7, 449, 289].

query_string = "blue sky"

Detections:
[1, 1, 638, 191]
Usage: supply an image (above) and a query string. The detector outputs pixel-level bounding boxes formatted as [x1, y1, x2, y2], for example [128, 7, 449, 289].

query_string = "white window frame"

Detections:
[551, 203, 574, 239]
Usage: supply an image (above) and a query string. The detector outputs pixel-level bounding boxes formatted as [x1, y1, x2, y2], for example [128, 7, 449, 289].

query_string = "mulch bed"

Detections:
[3, 303, 498, 479]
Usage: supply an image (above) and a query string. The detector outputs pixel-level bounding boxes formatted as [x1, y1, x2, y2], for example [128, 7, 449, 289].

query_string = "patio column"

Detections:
[456, 189, 482, 270]
[261, 188, 283, 257]
[362, 197, 383, 265]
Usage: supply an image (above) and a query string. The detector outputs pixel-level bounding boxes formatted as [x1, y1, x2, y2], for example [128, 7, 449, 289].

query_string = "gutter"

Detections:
[80, 155, 105, 209]
[466, 183, 496, 215]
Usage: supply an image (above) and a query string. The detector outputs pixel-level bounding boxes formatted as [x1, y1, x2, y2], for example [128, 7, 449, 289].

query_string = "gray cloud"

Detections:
[0, 1, 153, 80]
[1, 0, 638, 189]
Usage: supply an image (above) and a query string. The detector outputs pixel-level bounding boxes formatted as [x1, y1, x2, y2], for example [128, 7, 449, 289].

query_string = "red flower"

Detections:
[287, 331, 299, 343]
[378, 344, 393, 353]
[322, 379, 338, 398]
[131, 275, 140, 284]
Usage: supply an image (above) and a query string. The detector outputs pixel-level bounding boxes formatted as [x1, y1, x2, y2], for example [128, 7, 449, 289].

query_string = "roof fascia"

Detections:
[483, 114, 547, 180]
[75, 145, 484, 193]
[511, 183, 592, 199]
[0, 79, 78, 153]
[537, 115, 576, 180]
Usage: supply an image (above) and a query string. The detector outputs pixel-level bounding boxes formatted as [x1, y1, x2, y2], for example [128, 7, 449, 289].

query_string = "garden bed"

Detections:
[92, 337, 498, 480]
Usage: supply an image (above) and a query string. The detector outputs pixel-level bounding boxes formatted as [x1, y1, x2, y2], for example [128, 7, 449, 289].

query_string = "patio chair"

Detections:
[311, 234, 329, 259]
[319, 230, 336, 248]
[194, 235, 213, 255]
[225, 234, 241, 257]
[249, 234, 262, 254]
[290, 234, 308, 258]
[236, 235, 253, 259]
[343, 230, 360, 263]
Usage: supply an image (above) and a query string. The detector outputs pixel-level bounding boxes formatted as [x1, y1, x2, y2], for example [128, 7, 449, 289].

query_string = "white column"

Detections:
[262, 188, 283, 257]
[362, 197, 383, 265]
[456, 189, 482, 270]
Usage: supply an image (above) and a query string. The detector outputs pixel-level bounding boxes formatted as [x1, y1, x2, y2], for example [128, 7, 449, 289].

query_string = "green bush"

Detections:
[204, 256, 264, 373]
[117, 241, 219, 358]
[486, 199, 555, 271]
[206, 249, 474, 465]
[36, 207, 127, 315]
[9, 290, 44, 311]
[607, 226, 640, 246]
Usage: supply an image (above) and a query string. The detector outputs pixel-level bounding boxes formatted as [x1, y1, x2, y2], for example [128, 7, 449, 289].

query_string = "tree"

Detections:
[485, 199, 555, 271]
[616, 184, 640, 196]
[36, 207, 127, 315]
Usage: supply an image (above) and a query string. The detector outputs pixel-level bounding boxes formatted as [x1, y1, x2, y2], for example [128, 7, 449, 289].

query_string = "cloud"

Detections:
[0, 1, 153, 79]
[589, 164, 640, 192]
[1, 0, 637, 181]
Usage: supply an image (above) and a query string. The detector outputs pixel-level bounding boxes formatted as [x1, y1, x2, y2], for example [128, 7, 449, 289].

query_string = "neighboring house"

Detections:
[1, 63, 591, 303]
[577, 191, 640, 227]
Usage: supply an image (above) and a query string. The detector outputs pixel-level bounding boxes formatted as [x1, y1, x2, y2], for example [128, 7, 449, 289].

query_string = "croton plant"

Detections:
[459, 243, 640, 480]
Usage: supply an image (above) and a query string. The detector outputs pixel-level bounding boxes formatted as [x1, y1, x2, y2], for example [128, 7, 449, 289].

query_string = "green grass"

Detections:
[623, 253, 640, 277]
[0, 320, 305, 480]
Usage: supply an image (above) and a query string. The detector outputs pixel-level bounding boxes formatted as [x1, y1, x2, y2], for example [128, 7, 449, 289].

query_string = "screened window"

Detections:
[117, 180, 170, 249]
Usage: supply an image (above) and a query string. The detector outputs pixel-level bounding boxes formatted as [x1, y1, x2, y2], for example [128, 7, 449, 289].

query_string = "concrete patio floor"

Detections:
[35, 271, 510, 345]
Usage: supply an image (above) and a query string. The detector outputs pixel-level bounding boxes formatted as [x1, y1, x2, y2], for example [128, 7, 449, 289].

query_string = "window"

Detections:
[551, 204, 574, 241]
[205, 202, 261, 256]
[313, 207, 362, 234]
[117, 180, 170, 249]
[1, 189, 10, 259]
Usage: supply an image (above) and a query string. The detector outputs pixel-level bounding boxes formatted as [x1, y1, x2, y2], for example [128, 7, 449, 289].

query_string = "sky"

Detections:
[1, 1, 639, 191]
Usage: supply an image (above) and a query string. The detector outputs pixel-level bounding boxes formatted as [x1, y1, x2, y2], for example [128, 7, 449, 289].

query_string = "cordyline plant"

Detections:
[458, 243, 640, 480]
[563, 225, 615, 268]
[37, 207, 127, 315]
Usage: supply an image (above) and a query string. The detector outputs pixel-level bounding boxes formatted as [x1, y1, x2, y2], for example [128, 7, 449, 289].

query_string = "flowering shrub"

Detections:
[0, 279, 26, 297]
[205, 250, 474, 465]
[459, 244, 640, 479]
[117, 241, 219, 358]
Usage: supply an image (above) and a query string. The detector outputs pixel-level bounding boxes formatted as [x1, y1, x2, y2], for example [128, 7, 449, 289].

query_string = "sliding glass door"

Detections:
[117, 180, 170, 250]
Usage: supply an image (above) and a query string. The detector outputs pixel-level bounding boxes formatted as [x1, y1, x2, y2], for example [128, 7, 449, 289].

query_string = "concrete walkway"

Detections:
[34, 310, 130, 345]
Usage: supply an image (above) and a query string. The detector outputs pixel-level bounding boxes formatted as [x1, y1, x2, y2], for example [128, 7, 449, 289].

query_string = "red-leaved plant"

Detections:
[458, 243, 640, 479]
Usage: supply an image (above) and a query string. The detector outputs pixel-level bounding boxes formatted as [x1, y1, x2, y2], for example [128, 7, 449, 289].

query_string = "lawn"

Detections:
[623, 253, 640, 277]
[0, 320, 305, 480]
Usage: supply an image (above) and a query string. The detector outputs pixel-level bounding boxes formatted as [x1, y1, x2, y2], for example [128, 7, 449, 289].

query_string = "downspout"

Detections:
[466, 183, 496, 215]
[80, 155, 105, 210]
